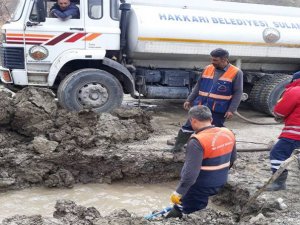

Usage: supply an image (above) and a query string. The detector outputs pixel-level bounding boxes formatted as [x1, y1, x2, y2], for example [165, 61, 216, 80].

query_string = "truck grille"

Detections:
[0, 46, 25, 69]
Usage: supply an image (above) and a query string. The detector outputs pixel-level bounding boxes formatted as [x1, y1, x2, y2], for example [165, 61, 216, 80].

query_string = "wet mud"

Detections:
[0, 87, 181, 192]
[0, 87, 299, 225]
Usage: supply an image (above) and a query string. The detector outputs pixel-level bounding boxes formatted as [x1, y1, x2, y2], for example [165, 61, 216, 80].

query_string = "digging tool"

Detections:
[144, 206, 172, 220]
[238, 149, 300, 222]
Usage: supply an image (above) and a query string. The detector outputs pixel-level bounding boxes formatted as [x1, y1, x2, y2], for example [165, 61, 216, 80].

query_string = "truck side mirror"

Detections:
[36, 0, 46, 22]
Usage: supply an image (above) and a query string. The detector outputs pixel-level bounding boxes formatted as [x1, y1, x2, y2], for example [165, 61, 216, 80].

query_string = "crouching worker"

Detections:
[166, 105, 237, 218]
[264, 71, 300, 191]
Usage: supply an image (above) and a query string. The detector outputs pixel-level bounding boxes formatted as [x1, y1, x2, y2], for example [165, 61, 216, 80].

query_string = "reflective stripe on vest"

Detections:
[201, 162, 230, 171]
[282, 125, 300, 136]
[199, 91, 232, 100]
[192, 127, 235, 171]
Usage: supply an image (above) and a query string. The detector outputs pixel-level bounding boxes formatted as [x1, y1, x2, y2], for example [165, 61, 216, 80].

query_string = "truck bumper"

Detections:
[0, 66, 13, 83]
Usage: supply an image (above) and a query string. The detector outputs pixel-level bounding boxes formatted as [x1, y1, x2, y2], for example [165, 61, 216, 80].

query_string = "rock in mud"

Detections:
[1, 215, 62, 225]
[53, 200, 101, 224]
[32, 136, 59, 154]
[45, 169, 75, 188]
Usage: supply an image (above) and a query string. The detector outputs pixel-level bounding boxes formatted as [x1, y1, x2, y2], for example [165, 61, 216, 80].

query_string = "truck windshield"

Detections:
[10, 0, 26, 21]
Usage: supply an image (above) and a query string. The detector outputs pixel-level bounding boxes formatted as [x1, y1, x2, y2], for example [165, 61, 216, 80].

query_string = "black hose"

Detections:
[234, 111, 281, 125]
[237, 148, 270, 152]
[236, 140, 269, 145]
[236, 140, 275, 152]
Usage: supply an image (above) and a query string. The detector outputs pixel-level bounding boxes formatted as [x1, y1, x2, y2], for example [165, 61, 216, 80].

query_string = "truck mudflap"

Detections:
[102, 57, 136, 95]
[0, 66, 13, 84]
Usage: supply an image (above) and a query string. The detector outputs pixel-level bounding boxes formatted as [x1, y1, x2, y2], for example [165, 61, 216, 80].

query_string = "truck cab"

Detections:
[1, 0, 135, 112]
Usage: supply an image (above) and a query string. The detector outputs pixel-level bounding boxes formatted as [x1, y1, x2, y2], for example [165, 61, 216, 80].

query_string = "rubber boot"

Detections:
[168, 130, 192, 153]
[166, 137, 176, 146]
[265, 170, 288, 191]
[165, 205, 183, 219]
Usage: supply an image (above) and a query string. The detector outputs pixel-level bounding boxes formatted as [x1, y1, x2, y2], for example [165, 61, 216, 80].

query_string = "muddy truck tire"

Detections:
[57, 69, 123, 112]
[249, 74, 291, 116]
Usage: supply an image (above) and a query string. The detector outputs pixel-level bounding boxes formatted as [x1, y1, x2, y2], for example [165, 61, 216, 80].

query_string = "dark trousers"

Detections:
[181, 112, 226, 133]
[181, 185, 222, 214]
[270, 137, 300, 173]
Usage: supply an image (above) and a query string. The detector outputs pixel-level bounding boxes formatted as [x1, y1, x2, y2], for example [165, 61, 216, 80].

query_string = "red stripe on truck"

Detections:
[65, 33, 87, 42]
[45, 33, 74, 46]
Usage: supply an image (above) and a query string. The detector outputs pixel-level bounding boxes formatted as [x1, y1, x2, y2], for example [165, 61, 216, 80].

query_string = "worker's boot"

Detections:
[166, 137, 176, 146]
[168, 130, 192, 153]
[265, 170, 288, 191]
[165, 205, 183, 219]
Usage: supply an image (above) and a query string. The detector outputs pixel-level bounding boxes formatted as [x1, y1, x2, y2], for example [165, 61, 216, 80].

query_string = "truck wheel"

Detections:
[249, 74, 291, 115]
[258, 74, 291, 116]
[57, 69, 123, 112]
[249, 75, 272, 111]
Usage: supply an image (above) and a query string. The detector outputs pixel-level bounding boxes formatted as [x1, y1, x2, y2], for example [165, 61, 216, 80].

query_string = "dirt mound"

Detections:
[0, 200, 236, 225]
[0, 87, 182, 191]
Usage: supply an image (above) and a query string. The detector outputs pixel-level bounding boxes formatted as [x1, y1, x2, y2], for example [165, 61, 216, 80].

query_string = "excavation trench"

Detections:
[0, 87, 299, 225]
[0, 87, 183, 192]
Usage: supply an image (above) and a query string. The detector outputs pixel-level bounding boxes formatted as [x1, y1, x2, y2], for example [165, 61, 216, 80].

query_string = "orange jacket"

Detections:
[191, 127, 235, 187]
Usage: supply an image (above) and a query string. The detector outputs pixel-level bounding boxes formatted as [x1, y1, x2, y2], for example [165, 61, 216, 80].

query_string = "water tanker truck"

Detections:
[1, 0, 300, 115]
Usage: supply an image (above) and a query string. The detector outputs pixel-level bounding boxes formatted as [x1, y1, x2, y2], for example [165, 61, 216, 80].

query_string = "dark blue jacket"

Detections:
[50, 3, 80, 19]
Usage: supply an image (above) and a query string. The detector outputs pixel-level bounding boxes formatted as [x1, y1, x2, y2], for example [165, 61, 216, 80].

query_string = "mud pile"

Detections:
[0, 87, 182, 191]
[0, 199, 237, 225]
[2, 200, 239, 225]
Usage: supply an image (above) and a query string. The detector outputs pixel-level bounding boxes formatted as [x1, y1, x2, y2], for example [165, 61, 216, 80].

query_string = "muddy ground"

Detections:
[0, 87, 299, 225]
[0, 1, 300, 224]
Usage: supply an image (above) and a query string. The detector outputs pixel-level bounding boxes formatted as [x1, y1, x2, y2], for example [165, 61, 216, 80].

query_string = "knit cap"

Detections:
[292, 71, 300, 81]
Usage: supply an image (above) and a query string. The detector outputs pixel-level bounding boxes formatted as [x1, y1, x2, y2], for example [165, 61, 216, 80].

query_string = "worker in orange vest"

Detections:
[166, 105, 237, 218]
[168, 48, 243, 153]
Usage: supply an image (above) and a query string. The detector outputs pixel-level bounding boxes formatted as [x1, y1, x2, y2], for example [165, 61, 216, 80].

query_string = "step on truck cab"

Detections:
[1, 0, 300, 115]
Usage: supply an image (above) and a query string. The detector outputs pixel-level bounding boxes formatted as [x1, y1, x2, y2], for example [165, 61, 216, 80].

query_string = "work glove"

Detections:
[170, 191, 182, 205]
[274, 116, 284, 123]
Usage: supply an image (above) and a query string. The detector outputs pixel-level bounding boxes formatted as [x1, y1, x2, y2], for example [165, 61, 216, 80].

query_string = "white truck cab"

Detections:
[1, 0, 300, 115]
[1, 0, 134, 112]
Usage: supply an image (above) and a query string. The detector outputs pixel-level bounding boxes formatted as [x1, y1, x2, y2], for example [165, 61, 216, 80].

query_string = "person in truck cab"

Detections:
[50, 0, 80, 20]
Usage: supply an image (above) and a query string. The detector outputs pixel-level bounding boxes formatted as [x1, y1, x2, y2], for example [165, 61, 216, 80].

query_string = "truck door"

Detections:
[24, 0, 85, 75]
[84, 0, 120, 51]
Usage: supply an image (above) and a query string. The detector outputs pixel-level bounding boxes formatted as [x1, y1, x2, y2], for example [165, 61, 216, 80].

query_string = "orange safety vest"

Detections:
[194, 64, 239, 113]
[192, 127, 235, 171]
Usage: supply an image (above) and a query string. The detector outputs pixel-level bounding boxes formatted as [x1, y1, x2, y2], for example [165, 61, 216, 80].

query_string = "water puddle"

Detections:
[0, 182, 177, 221]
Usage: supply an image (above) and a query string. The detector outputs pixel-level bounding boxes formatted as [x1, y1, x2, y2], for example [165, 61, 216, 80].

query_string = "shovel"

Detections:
[238, 149, 300, 221]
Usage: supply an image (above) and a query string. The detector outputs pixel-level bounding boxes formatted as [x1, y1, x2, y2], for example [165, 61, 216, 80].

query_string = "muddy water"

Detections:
[0, 182, 178, 221]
